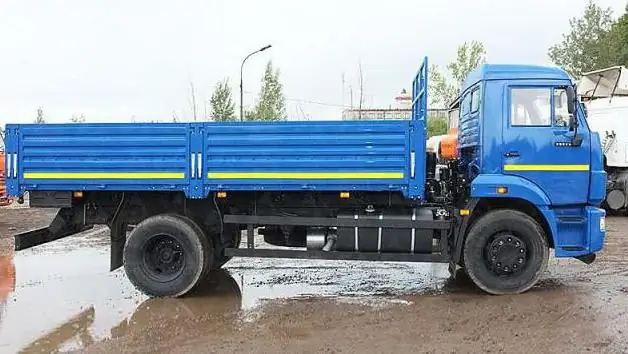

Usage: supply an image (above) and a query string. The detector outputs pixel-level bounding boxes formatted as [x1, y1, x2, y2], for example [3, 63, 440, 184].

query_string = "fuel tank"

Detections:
[335, 208, 435, 253]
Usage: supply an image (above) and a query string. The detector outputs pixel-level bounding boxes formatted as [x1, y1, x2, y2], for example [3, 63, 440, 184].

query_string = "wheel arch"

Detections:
[454, 197, 555, 265]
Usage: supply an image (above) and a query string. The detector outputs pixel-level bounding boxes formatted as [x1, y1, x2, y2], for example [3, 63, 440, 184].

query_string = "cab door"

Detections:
[501, 84, 590, 205]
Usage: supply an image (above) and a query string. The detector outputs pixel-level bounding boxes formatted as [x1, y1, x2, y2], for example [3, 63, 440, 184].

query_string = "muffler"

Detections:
[306, 228, 337, 251]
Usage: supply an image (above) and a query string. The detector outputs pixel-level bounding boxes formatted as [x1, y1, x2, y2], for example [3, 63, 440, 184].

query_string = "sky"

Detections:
[0, 0, 626, 127]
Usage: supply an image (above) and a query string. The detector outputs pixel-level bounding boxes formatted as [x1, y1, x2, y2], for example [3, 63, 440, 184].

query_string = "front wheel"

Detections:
[463, 209, 549, 295]
[123, 214, 212, 298]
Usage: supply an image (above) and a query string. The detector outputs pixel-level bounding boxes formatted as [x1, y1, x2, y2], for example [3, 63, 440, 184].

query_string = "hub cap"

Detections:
[485, 233, 527, 276]
[144, 234, 185, 282]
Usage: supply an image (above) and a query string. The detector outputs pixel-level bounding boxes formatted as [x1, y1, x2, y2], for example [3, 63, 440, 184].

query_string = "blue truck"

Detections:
[4, 57, 607, 297]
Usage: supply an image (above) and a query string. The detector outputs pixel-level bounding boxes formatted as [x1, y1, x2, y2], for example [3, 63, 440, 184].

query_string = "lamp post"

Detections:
[240, 45, 272, 122]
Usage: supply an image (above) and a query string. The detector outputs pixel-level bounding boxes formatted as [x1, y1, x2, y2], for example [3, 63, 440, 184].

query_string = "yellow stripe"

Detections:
[207, 172, 404, 179]
[23, 172, 185, 179]
[503, 164, 589, 171]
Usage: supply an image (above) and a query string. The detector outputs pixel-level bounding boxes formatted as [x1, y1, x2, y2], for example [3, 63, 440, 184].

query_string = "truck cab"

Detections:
[456, 64, 606, 261]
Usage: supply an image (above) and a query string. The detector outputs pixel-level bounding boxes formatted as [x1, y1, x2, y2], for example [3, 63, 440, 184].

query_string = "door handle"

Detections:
[504, 151, 520, 158]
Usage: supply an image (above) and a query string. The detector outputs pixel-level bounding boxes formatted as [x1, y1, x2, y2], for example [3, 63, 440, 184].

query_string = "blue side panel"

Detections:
[12, 123, 192, 196]
[202, 120, 411, 195]
[471, 174, 551, 205]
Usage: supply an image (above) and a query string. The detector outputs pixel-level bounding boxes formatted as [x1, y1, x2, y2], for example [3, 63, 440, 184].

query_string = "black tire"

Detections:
[463, 209, 549, 295]
[123, 214, 213, 298]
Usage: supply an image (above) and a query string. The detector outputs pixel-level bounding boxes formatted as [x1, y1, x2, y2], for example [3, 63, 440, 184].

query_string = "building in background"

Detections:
[341, 89, 447, 120]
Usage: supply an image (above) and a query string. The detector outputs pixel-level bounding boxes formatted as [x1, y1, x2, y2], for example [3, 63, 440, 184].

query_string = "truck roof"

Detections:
[461, 64, 572, 94]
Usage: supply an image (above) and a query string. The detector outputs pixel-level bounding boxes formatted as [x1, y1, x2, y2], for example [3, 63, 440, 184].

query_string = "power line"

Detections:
[242, 90, 350, 108]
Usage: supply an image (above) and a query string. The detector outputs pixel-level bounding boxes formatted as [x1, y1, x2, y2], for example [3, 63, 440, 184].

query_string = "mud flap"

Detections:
[452, 198, 480, 265]
[109, 221, 128, 272]
[575, 253, 596, 264]
[14, 208, 92, 251]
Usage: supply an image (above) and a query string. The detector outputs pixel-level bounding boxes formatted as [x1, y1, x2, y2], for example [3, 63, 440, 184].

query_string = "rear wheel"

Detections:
[123, 214, 213, 298]
[463, 209, 549, 295]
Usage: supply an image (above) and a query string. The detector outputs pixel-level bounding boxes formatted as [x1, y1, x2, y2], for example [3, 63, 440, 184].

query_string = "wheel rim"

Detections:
[143, 234, 185, 282]
[484, 232, 528, 276]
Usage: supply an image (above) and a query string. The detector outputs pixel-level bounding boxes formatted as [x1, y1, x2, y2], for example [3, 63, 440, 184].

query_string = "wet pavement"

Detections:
[0, 208, 628, 353]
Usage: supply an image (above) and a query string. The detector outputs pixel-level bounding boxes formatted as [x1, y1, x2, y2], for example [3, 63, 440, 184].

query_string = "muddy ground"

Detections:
[0, 206, 627, 353]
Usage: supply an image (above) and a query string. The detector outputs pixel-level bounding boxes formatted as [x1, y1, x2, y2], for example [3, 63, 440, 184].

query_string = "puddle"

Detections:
[0, 230, 457, 353]
[0, 217, 626, 353]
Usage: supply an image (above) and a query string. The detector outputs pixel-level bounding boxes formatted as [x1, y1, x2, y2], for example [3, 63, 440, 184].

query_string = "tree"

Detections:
[70, 113, 86, 123]
[427, 115, 448, 138]
[429, 41, 487, 108]
[607, 5, 628, 67]
[249, 61, 286, 121]
[34, 106, 45, 124]
[244, 110, 257, 121]
[548, 0, 616, 76]
[209, 78, 236, 121]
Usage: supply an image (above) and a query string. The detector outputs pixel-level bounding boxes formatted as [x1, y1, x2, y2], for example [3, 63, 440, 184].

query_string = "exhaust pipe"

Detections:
[306, 228, 337, 251]
[322, 231, 337, 251]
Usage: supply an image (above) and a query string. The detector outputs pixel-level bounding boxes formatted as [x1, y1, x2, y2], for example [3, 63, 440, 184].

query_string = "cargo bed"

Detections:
[4, 119, 425, 199]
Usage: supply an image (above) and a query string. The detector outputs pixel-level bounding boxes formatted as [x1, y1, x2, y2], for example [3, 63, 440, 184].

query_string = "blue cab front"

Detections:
[462, 64, 607, 259]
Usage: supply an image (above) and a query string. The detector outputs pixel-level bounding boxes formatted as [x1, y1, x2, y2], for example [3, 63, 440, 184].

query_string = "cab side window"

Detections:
[510, 88, 551, 126]
[461, 92, 471, 116]
[470, 87, 480, 113]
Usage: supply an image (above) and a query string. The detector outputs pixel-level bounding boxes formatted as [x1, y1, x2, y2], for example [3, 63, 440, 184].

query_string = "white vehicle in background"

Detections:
[578, 65, 628, 213]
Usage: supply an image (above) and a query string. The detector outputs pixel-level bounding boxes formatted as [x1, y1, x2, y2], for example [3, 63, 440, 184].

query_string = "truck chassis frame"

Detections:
[223, 214, 451, 263]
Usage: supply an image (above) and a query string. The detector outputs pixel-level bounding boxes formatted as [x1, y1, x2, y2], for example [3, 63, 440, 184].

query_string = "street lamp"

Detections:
[240, 44, 272, 122]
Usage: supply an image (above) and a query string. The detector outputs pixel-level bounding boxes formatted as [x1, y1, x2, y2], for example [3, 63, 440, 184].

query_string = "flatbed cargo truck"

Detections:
[4, 57, 607, 297]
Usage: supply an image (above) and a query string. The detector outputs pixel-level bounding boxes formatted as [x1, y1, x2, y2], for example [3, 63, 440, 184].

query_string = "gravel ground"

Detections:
[0, 207, 627, 353]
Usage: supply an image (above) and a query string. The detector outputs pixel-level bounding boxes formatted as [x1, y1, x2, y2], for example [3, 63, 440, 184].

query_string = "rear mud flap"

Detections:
[109, 222, 129, 271]
[14, 208, 92, 251]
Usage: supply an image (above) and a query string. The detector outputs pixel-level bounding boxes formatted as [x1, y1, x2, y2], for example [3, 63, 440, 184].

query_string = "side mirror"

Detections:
[566, 85, 576, 114]
[566, 85, 577, 130]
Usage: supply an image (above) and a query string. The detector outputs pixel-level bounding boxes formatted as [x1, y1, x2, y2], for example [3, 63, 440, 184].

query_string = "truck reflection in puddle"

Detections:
[111, 269, 242, 339]
[18, 269, 242, 353]
[19, 306, 96, 353]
